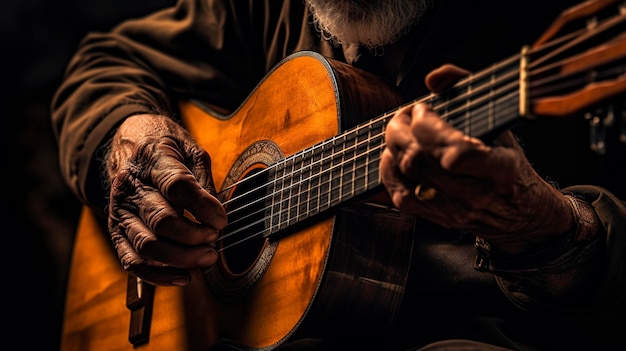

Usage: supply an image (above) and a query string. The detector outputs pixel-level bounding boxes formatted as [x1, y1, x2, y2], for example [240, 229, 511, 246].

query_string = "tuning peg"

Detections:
[619, 104, 626, 144]
[585, 105, 615, 154]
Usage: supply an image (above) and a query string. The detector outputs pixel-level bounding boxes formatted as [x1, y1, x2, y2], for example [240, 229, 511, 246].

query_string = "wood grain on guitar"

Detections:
[61, 1, 626, 350]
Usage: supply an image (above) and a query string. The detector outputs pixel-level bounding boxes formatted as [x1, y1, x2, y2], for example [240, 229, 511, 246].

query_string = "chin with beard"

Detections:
[306, 0, 433, 50]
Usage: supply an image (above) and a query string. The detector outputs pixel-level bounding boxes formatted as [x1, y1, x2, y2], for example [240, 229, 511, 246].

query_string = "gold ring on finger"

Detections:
[414, 184, 437, 201]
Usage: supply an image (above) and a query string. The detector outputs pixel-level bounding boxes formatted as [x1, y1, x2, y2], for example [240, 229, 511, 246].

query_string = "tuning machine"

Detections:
[585, 102, 626, 154]
[585, 105, 614, 155]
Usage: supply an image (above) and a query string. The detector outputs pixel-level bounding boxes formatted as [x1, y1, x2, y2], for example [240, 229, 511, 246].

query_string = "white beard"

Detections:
[306, 0, 432, 49]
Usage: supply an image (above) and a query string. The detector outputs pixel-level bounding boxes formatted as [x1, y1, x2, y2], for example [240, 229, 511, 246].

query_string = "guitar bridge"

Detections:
[585, 103, 626, 154]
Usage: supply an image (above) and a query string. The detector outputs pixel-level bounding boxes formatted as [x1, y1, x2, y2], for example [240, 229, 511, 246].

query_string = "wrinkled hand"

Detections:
[380, 65, 574, 254]
[105, 114, 227, 286]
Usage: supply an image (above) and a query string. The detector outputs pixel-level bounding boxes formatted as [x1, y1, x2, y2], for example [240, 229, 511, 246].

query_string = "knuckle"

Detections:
[119, 251, 144, 273]
[145, 205, 177, 234]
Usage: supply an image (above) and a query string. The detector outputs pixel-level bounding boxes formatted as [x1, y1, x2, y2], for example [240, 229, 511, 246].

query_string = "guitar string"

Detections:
[217, 27, 626, 226]
[218, 54, 521, 220]
[214, 24, 626, 248]
[216, 53, 521, 206]
[218, 85, 521, 240]
[217, 104, 524, 252]
[216, 66, 522, 246]
[217, 61, 624, 252]
[528, 7, 626, 73]
[217, 67, 622, 253]
[217, 63, 624, 252]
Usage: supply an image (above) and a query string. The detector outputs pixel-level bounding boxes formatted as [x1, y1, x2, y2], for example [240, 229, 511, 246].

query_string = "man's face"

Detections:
[306, 0, 432, 49]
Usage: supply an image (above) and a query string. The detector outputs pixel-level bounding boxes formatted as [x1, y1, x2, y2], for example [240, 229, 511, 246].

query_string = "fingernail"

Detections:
[197, 250, 217, 266]
[171, 277, 190, 286]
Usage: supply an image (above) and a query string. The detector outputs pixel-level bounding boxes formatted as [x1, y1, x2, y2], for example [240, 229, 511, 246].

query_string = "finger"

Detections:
[427, 129, 521, 189]
[136, 186, 220, 245]
[183, 144, 229, 228]
[424, 64, 471, 93]
[385, 105, 415, 154]
[380, 148, 422, 211]
[150, 146, 227, 230]
[385, 105, 425, 177]
[111, 165, 220, 246]
[409, 103, 460, 148]
[409, 104, 500, 176]
[109, 211, 194, 286]
[115, 204, 218, 271]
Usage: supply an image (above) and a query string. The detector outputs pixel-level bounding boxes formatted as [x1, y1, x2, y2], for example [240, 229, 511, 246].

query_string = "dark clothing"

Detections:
[51, 0, 626, 349]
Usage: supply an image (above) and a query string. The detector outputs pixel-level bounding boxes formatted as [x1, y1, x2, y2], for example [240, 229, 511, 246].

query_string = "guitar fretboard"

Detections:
[266, 115, 388, 236]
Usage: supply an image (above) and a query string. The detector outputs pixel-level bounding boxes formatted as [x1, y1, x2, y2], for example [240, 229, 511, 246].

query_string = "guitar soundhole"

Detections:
[205, 140, 281, 301]
[219, 168, 268, 276]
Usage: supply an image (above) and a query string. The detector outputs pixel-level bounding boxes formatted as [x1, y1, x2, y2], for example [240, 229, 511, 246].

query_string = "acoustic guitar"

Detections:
[61, 1, 626, 350]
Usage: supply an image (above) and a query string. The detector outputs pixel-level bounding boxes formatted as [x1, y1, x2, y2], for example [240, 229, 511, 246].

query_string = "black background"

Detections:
[4, 1, 174, 350]
[4, 1, 625, 350]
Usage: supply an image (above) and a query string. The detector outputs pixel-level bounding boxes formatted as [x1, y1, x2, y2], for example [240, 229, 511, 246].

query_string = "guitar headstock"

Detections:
[523, 0, 626, 153]
[525, 0, 625, 116]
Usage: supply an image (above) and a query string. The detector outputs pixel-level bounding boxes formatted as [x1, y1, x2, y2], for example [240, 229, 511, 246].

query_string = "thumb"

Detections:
[425, 64, 470, 93]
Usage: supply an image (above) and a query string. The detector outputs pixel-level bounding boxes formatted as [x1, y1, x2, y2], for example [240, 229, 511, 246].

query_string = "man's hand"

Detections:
[105, 114, 227, 286]
[380, 65, 574, 255]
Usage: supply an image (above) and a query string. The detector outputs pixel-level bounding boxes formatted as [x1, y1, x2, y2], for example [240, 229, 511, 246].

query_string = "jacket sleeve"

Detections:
[496, 184, 626, 343]
[50, 0, 314, 211]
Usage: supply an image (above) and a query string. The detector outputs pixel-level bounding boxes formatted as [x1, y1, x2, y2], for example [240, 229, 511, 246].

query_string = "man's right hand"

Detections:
[105, 114, 227, 286]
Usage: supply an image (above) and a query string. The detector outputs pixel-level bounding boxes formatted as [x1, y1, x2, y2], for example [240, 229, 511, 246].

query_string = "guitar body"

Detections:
[61, 51, 416, 351]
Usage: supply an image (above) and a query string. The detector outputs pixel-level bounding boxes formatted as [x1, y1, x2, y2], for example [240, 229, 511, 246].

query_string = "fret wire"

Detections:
[266, 166, 281, 236]
[299, 153, 308, 223]
[290, 153, 302, 226]
[331, 136, 344, 207]
[330, 137, 341, 207]
[341, 132, 354, 200]
[278, 157, 293, 229]
[278, 158, 287, 230]
[332, 138, 340, 207]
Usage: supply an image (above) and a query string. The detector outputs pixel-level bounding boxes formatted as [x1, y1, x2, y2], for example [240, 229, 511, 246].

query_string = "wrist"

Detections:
[473, 195, 604, 276]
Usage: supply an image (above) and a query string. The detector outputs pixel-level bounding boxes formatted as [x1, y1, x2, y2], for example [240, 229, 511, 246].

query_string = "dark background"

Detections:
[4, 1, 625, 351]
[4, 1, 174, 350]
